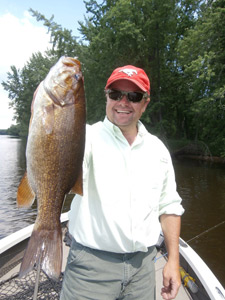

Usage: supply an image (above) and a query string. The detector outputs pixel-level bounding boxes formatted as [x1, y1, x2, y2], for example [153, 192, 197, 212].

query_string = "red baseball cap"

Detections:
[105, 65, 150, 95]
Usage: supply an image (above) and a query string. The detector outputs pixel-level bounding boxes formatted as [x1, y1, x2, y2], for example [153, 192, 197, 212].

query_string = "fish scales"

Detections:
[17, 57, 86, 280]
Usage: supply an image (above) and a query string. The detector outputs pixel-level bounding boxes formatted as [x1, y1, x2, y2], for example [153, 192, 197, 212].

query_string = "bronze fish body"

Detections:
[17, 57, 86, 280]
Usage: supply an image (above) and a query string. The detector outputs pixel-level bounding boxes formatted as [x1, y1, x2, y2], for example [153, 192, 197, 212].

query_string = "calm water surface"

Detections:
[0, 135, 224, 286]
[174, 158, 225, 287]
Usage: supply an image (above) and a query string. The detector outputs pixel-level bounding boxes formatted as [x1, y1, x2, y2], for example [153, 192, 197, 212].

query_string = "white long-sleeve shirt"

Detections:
[69, 117, 184, 253]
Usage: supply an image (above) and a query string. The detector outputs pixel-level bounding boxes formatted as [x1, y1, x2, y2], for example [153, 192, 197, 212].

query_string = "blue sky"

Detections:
[0, 0, 87, 37]
[0, 0, 93, 129]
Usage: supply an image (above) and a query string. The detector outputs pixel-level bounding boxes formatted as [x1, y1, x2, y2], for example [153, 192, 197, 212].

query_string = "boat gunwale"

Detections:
[0, 212, 69, 255]
[179, 238, 225, 299]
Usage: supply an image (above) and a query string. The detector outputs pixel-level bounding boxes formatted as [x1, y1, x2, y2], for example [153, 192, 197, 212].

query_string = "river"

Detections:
[0, 135, 224, 286]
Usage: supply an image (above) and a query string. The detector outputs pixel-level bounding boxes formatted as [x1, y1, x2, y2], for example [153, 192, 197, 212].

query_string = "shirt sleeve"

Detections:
[158, 153, 185, 216]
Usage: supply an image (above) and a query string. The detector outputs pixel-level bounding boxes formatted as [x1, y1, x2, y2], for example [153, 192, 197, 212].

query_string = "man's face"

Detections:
[106, 80, 150, 132]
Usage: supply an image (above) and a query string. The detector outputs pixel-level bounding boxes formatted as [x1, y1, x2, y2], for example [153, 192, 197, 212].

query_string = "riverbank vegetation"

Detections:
[0, 125, 20, 136]
[2, 0, 225, 157]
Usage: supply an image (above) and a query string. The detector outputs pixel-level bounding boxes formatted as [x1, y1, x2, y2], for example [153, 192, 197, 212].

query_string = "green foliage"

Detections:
[1, 0, 225, 156]
[6, 124, 20, 136]
[79, 0, 197, 125]
[167, 139, 192, 152]
[0, 129, 8, 135]
[177, 0, 225, 155]
[0, 125, 20, 136]
[2, 52, 57, 136]
[29, 9, 81, 59]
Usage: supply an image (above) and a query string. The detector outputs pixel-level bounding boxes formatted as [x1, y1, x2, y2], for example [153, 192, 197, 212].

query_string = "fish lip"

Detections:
[62, 56, 81, 68]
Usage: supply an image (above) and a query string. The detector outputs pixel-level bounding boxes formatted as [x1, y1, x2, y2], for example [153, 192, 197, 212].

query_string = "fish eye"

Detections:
[74, 74, 80, 81]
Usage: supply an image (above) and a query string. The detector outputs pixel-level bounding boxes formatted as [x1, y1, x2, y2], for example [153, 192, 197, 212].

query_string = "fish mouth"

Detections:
[62, 57, 81, 68]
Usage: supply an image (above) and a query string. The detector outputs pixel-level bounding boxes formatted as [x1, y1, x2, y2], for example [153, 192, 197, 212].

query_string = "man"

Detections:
[60, 65, 184, 300]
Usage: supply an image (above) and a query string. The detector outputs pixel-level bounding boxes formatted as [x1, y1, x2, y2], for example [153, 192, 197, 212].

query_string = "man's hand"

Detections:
[160, 214, 182, 299]
[161, 261, 181, 299]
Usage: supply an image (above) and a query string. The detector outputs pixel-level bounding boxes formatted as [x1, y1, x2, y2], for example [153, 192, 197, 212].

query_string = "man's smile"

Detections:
[115, 109, 132, 114]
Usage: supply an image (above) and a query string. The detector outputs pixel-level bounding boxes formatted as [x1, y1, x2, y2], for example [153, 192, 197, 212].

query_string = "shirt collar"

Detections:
[103, 117, 148, 139]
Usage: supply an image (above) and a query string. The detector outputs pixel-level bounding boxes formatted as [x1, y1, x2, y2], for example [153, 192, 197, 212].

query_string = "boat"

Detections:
[0, 212, 224, 300]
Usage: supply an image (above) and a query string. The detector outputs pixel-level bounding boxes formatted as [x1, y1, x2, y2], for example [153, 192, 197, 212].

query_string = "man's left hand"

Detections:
[161, 261, 181, 300]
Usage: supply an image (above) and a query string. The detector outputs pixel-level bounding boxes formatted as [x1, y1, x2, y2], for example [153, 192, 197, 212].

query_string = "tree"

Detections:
[177, 0, 225, 155]
[78, 0, 204, 136]
[7, 124, 20, 136]
[78, 1, 170, 126]
[3, 1, 224, 156]
[2, 52, 57, 136]
[29, 9, 82, 59]
[27, 1, 203, 135]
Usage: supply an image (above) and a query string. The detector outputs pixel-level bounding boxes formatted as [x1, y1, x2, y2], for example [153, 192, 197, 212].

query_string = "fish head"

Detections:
[43, 56, 84, 107]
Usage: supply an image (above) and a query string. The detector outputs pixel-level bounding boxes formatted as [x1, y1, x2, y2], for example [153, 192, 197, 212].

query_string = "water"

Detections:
[0, 135, 35, 236]
[174, 158, 225, 287]
[0, 135, 72, 238]
[0, 135, 224, 286]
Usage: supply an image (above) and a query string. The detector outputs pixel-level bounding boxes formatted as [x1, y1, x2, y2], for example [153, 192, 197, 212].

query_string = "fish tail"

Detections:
[19, 223, 62, 280]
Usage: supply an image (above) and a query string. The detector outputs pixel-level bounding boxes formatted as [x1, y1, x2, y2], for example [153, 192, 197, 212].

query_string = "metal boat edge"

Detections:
[0, 213, 68, 255]
[179, 238, 225, 299]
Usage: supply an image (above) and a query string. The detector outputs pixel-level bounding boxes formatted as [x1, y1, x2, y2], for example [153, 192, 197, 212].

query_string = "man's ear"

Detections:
[142, 97, 150, 112]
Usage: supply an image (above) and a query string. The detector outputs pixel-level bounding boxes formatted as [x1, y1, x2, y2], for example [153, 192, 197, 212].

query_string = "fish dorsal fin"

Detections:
[70, 167, 83, 196]
[17, 172, 35, 207]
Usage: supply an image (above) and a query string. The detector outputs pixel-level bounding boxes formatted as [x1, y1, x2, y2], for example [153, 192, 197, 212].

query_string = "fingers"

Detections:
[161, 267, 181, 300]
[161, 280, 178, 299]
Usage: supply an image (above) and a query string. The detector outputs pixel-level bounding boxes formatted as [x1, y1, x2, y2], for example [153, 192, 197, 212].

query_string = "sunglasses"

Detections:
[106, 89, 148, 103]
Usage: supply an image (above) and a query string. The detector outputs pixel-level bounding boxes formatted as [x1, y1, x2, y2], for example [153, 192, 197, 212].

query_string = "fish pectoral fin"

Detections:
[70, 168, 83, 196]
[17, 172, 35, 207]
[42, 103, 55, 134]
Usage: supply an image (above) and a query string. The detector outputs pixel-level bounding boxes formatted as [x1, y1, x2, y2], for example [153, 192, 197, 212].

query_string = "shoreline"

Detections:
[172, 154, 225, 164]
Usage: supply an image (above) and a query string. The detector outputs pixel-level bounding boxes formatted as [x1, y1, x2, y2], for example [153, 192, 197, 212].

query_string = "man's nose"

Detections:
[119, 94, 129, 104]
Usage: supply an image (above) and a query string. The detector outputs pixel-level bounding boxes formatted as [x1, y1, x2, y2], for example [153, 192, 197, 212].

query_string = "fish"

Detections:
[17, 56, 86, 280]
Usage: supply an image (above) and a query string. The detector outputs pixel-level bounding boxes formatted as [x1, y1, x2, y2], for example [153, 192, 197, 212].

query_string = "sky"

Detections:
[0, 0, 90, 129]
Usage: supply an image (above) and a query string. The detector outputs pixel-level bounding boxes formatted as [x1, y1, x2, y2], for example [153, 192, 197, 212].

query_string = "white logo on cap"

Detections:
[119, 69, 137, 77]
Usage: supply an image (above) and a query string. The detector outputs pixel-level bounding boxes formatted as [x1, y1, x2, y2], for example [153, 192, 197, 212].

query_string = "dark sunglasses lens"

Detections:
[108, 91, 122, 100]
[128, 92, 143, 102]
[108, 90, 145, 102]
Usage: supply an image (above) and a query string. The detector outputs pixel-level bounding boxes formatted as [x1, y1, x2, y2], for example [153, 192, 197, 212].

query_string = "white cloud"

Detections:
[0, 11, 51, 129]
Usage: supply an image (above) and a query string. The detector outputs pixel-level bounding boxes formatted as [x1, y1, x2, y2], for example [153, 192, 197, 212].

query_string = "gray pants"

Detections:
[60, 239, 157, 300]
